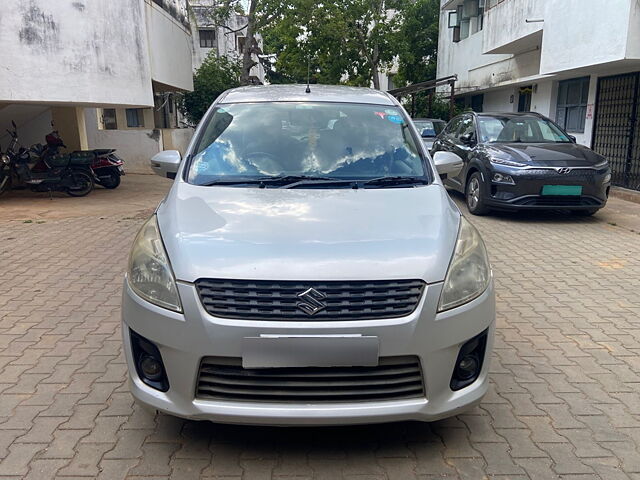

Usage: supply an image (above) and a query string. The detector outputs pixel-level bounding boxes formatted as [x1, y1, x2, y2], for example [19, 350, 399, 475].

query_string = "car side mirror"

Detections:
[433, 151, 464, 177]
[150, 150, 181, 179]
[568, 135, 576, 142]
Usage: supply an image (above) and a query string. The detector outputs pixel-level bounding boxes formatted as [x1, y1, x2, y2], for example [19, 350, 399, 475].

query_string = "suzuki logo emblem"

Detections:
[296, 288, 327, 315]
[556, 167, 572, 174]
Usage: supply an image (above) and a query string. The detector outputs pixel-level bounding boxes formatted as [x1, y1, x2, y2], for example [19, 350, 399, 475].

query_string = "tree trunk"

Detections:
[240, 0, 258, 85]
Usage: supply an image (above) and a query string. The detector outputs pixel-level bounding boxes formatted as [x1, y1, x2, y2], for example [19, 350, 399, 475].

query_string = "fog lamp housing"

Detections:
[130, 329, 169, 392]
[451, 329, 488, 391]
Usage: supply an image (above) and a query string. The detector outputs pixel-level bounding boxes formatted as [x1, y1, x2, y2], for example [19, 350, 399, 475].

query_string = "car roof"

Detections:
[475, 112, 544, 118]
[219, 84, 397, 106]
[412, 118, 446, 122]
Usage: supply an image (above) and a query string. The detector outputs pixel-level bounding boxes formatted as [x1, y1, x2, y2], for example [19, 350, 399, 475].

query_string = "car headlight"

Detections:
[1, 154, 9, 165]
[438, 217, 491, 312]
[128, 215, 182, 312]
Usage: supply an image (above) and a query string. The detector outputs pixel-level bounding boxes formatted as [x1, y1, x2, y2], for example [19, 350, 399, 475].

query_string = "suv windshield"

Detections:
[478, 115, 572, 144]
[188, 102, 427, 186]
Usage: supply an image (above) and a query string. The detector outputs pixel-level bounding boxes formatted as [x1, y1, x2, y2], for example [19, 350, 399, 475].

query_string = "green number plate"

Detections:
[541, 185, 582, 196]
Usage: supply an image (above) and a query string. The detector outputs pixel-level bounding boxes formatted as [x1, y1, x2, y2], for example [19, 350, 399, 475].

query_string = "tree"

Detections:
[181, 54, 240, 125]
[194, 0, 290, 85]
[262, 0, 406, 89]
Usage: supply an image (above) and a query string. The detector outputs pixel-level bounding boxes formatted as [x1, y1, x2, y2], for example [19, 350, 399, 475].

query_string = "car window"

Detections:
[414, 120, 446, 137]
[478, 115, 571, 143]
[456, 115, 475, 142]
[443, 117, 463, 140]
[188, 102, 426, 185]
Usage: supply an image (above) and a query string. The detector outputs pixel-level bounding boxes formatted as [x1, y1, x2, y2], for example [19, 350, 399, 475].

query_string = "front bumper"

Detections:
[485, 166, 610, 210]
[121, 279, 495, 425]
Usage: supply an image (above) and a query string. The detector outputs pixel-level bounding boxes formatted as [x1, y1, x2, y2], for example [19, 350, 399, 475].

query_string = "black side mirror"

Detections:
[568, 135, 576, 142]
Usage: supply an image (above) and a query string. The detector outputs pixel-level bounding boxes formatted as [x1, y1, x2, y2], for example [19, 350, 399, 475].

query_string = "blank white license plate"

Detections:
[242, 335, 379, 368]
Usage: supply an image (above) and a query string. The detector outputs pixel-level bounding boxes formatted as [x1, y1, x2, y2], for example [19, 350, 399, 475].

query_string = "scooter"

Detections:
[40, 130, 125, 189]
[3, 121, 94, 197]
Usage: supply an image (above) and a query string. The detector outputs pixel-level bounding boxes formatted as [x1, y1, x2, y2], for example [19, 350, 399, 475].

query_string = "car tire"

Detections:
[466, 172, 490, 216]
[572, 208, 599, 216]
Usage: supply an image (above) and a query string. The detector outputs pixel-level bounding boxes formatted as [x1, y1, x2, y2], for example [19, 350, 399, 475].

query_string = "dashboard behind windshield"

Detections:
[188, 102, 428, 186]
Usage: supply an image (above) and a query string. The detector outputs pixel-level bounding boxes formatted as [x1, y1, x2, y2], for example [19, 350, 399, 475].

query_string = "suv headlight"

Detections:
[128, 216, 182, 312]
[438, 217, 491, 312]
[1, 154, 10, 165]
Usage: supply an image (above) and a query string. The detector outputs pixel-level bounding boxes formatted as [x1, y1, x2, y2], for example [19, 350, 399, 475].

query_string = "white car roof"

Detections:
[219, 84, 397, 106]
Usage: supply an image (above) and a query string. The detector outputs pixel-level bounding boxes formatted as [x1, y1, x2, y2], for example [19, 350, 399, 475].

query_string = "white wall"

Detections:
[626, 0, 640, 59]
[145, 0, 194, 91]
[482, 89, 517, 113]
[540, 0, 632, 74]
[0, 0, 153, 107]
[85, 110, 159, 174]
[483, 0, 544, 54]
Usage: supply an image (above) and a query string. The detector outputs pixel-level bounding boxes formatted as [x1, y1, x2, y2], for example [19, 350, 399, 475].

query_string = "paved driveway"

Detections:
[1, 175, 639, 479]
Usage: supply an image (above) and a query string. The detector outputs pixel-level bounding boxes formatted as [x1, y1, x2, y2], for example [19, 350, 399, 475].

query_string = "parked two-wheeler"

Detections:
[2, 121, 94, 197]
[39, 130, 125, 189]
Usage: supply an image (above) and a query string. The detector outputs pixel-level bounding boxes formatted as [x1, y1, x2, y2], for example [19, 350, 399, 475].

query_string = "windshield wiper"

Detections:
[361, 176, 430, 188]
[200, 175, 336, 188]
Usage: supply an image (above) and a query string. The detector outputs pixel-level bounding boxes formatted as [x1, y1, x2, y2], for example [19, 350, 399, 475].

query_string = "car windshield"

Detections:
[188, 102, 427, 186]
[413, 120, 445, 137]
[478, 115, 572, 143]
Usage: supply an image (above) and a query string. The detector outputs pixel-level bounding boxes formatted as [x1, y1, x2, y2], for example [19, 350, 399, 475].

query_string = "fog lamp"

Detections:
[450, 329, 488, 391]
[139, 354, 163, 381]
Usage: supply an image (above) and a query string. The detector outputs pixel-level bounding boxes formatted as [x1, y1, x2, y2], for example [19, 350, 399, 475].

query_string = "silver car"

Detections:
[122, 85, 495, 425]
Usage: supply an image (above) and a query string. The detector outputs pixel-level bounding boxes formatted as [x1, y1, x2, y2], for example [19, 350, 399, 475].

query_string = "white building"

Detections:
[189, 0, 265, 84]
[437, 0, 640, 190]
[0, 0, 194, 173]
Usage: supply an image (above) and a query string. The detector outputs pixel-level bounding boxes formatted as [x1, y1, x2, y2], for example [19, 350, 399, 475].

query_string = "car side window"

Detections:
[443, 117, 463, 140]
[456, 115, 475, 143]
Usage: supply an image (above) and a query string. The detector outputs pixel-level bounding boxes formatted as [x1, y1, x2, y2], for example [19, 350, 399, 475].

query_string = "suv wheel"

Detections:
[466, 172, 490, 216]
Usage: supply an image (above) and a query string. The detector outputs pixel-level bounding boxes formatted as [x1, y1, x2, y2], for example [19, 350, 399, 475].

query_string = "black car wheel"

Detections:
[466, 172, 490, 215]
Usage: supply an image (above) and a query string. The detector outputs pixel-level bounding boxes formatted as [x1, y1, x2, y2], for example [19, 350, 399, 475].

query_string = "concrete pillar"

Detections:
[51, 107, 88, 151]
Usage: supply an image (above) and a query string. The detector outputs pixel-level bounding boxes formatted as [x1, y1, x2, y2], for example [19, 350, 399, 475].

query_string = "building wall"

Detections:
[0, 0, 153, 107]
[145, 0, 194, 91]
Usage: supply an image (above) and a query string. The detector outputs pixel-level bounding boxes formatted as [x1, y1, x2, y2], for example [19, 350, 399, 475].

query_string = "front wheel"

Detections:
[466, 172, 490, 215]
[66, 170, 94, 197]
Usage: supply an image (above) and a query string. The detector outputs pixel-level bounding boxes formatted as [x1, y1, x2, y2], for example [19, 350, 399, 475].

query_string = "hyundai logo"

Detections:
[296, 288, 327, 315]
[556, 167, 572, 174]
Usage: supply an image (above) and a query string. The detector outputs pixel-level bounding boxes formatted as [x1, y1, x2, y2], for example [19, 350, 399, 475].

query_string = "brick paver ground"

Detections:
[1, 174, 639, 479]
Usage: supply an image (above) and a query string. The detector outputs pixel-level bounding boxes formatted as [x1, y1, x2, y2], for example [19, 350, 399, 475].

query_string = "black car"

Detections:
[431, 112, 611, 216]
[412, 118, 447, 151]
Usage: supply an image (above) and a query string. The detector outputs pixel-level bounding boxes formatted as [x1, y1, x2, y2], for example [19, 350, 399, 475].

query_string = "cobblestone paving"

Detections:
[1, 177, 640, 479]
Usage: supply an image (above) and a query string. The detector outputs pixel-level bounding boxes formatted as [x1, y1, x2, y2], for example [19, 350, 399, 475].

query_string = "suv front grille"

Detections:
[196, 356, 425, 403]
[195, 279, 426, 321]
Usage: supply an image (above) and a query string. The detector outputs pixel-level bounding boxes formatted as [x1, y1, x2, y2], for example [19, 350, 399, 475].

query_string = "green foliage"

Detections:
[394, 0, 439, 86]
[181, 54, 240, 125]
[262, 0, 407, 88]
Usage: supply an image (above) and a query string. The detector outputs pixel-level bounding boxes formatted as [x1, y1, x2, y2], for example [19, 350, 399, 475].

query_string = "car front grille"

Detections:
[196, 356, 425, 403]
[195, 279, 426, 321]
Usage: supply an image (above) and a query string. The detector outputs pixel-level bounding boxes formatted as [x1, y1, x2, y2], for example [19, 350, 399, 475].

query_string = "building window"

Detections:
[237, 36, 246, 54]
[556, 77, 590, 133]
[102, 109, 117, 130]
[199, 29, 216, 48]
[126, 108, 144, 128]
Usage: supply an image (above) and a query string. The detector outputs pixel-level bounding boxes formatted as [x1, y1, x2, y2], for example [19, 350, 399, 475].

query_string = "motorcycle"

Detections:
[2, 121, 94, 197]
[40, 130, 125, 189]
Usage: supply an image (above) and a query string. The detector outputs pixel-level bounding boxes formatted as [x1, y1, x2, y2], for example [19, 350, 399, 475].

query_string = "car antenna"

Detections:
[305, 55, 311, 94]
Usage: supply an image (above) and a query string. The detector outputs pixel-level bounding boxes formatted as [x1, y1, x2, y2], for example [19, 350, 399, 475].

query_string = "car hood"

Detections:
[485, 143, 605, 167]
[157, 182, 460, 284]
